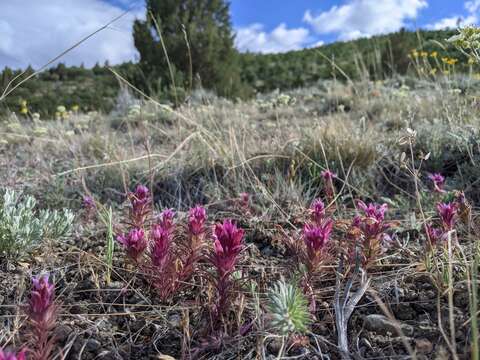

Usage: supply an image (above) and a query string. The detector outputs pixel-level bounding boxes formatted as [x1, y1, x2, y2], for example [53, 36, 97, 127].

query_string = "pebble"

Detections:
[364, 314, 413, 337]
[415, 338, 433, 354]
[86, 338, 101, 352]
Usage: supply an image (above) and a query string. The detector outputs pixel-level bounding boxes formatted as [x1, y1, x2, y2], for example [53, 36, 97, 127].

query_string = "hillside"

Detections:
[0, 28, 469, 116]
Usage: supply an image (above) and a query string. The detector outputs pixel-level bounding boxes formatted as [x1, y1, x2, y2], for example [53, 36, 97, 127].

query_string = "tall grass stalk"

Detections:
[100, 206, 115, 285]
[470, 243, 479, 360]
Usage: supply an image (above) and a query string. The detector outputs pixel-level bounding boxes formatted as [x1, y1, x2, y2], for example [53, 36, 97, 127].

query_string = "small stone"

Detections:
[55, 324, 73, 343]
[168, 313, 182, 329]
[415, 338, 433, 354]
[364, 314, 413, 337]
[85, 339, 101, 352]
[393, 303, 415, 320]
[267, 338, 283, 355]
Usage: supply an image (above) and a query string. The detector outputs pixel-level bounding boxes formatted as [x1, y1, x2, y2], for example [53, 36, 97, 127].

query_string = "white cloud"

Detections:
[235, 23, 311, 53]
[309, 40, 325, 48]
[466, 0, 480, 13]
[426, 16, 476, 30]
[0, 0, 144, 69]
[303, 0, 428, 41]
[426, 1, 479, 30]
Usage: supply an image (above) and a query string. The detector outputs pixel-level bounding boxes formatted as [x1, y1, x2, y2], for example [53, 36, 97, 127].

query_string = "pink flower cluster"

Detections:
[0, 350, 26, 360]
[28, 275, 56, 326]
[211, 219, 244, 277]
[27, 274, 59, 360]
[188, 206, 207, 236]
[321, 170, 336, 201]
[209, 219, 245, 322]
[150, 223, 172, 269]
[117, 228, 147, 261]
[296, 198, 334, 274]
[355, 201, 389, 239]
[310, 198, 326, 225]
[428, 173, 445, 193]
[425, 202, 458, 250]
[128, 185, 151, 227]
[116, 184, 218, 300]
[349, 201, 390, 267]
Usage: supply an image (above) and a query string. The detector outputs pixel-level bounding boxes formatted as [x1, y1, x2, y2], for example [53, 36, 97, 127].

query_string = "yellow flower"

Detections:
[72, 104, 79, 112]
[442, 57, 450, 64]
[420, 51, 428, 58]
[448, 58, 458, 65]
[430, 51, 438, 58]
[20, 100, 27, 107]
[20, 107, 28, 115]
[468, 58, 476, 65]
[57, 105, 66, 113]
[412, 51, 419, 57]
[430, 68, 437, 75]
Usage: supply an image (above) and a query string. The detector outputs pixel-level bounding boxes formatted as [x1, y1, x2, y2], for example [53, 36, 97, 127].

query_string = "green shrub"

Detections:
[0, 189, 74, 259]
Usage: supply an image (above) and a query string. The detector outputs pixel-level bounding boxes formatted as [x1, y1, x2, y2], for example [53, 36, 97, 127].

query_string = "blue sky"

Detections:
[1, 0, 479, 69]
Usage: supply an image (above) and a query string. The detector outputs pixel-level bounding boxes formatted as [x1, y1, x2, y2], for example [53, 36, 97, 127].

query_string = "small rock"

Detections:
[85, 338, 101, 352]
[415, 338, 433, 354]
[393, 303, 415, 320]
[108, 281, 124, 289]
[364, 314, 413, 336]
[55, 324, 73, 343]
[168, 313, 182, 329]
[267, 338, 283, 355]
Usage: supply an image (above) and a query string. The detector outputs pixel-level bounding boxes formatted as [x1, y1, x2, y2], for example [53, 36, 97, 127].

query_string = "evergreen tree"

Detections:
[133, 0, 243, 97]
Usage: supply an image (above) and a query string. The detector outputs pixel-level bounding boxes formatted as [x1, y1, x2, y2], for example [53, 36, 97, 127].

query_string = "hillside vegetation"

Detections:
[0, 28, 472, 116]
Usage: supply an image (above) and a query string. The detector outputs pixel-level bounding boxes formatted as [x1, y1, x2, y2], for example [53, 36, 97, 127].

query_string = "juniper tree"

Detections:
[133, 0, 243, 98]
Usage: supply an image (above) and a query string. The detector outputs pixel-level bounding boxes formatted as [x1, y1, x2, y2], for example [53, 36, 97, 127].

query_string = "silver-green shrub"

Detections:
[268, 279, 311, 335]
[0, 189, 74, 258]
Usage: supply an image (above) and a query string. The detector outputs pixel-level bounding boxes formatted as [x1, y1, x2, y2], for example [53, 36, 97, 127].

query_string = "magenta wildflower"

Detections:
[303, 220, 333, 261]
[428, 173, 446, 193]
[129, 185, 150, 226]
[82, 196, 95, 210]
[150, 224, 171, 268]
[349, 201, 391, 268]
[310, 198, 326, 225]
[357, 201, 389, 238]
[321, 170, 336, 181]
[437, 202, 458, 231]
[0, 349, 27, 360]
[209, 219, 245, 324]
[240, 192, 250, 207]
[26, 274, 59, 360]
[351, 215, 362, 228]
[426, 223, 442, 247]
[117, 228, 147, 260]
[321, 170, 336, 200]
[29, 274, 55, 324]
[358, 201, 388, 221]
[159, 208, 176, 231]
[212, 220, 244, 276]
[188, 206, 207, 236]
